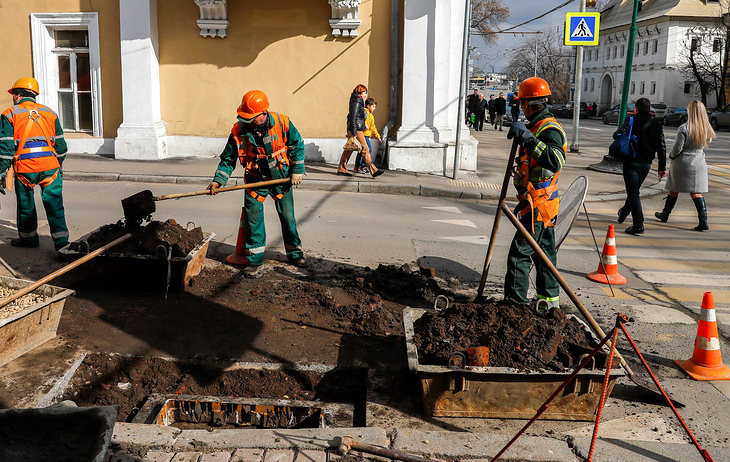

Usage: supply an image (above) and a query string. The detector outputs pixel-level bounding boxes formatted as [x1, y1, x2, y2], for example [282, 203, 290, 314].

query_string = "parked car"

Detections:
[555, 102, 589, 119]
[710, 104, 730, 130]
[662, 106, 687, 126]
[602, 103, 655, 124]
[651, 102, 668, 119]
[550, 104, 567, 117]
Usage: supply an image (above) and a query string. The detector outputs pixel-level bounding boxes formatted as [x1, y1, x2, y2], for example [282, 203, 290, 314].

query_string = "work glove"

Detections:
[507, 122, 534, 146]
[0, 172, 6, 195]
[206, 181, 220, 195]
[291, 173, 303, 186]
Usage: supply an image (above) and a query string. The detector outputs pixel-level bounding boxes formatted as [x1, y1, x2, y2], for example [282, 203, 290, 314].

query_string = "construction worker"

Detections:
[0, 77, 69, 251]
[207, 90, 306, 276]
[504, 77, 567, 310]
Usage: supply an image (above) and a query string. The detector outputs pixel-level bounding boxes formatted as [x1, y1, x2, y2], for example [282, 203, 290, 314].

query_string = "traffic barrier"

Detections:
[226, 206, 249, 266]
[587, 224, 627, 285]
[675, 292, 730, 380]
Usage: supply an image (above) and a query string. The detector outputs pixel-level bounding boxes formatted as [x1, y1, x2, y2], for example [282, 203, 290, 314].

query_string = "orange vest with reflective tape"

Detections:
[3, 101, 60, 175]
[514, 117, 566, 231]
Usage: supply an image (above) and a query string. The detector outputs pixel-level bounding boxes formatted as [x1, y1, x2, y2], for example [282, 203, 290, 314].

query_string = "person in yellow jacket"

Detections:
[354, 98, 382, 174]
[0, 78, 69, 251]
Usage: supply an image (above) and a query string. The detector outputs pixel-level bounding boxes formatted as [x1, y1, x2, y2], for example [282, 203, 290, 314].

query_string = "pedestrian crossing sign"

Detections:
[565, 12, 600, 46]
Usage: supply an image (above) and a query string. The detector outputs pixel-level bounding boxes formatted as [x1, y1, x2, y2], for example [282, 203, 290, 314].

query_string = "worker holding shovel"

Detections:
[504, 77, 567, 310]
[207, 90, 306, 277]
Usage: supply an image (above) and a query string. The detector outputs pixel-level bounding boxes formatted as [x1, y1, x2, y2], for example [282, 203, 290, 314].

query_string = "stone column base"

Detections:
[388, 137, 477, 175]
[114, 122, 168, 160]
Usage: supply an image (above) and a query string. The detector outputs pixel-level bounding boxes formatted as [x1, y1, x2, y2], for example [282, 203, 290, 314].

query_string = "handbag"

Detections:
[343, 136, 362, 153]
[609, 116, 638, 162]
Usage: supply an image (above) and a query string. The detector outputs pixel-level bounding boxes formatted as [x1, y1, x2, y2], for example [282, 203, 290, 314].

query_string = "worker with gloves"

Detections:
[0, 78, 69, 251]
[207, 90, 306, 276]
[504, 77, 567, 310]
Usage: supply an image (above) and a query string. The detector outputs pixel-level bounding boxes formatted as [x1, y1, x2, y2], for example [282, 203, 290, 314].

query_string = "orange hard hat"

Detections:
[8, 77, 40, 95]
[237, 90, 269, 119]
[518, 77, 551, 99]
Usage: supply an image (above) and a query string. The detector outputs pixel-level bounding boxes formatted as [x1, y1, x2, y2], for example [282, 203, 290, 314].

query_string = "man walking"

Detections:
[504, 77, 567, 310]
[465, 89, 478, 127]
[0, 77, 69, 252]
[509, 91, 520, 125]
[488, 94, 496, 126]
[494, 92, 507, 131]
[207, 90, 307, 276]
[473, 94, 487, 131]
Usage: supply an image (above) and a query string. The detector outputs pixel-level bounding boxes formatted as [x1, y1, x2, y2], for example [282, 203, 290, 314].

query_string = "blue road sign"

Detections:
[565, 12, 600, 46]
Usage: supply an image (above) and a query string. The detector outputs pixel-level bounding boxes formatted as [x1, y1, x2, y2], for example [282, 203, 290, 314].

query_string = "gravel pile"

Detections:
[0, 287, 47, 319]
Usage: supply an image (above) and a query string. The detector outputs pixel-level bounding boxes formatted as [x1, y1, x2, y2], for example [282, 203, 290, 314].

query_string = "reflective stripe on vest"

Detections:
[3, 102, 60, 174]
[514, 117, 567, 232]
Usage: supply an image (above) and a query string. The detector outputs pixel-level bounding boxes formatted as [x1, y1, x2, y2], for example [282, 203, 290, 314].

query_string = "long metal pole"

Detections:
[617, 0, 641, 129]
[534, 42, 537, 77]
[452, 0, 472, 180]
[570, 0, 586, 153]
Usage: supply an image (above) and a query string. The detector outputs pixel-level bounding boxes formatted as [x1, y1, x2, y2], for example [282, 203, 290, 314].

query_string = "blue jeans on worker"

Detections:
[621, 162, 651, 225]
[354, 137, 372, 170]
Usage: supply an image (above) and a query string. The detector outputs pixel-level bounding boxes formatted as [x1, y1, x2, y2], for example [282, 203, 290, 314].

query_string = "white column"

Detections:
[115, 0, 168, 160]
[389, 0, 476, 175]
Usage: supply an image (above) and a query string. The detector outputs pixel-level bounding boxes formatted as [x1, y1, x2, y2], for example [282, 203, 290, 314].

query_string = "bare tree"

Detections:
[677, 25, 725, 108]
[504, 28, 574, 103]
[471, 0, 509, 46]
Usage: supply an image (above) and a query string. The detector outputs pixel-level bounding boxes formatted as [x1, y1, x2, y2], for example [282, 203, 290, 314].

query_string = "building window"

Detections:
[621, 45, 625, 57]
[640, 81, 645, 94]
[591, 78, 595, 91]
[644, 41, 649, 54]
[635, 43, 640, 56]
[584, 79, 588, 91]
[651, 81, 656, 95]
[653, 39, 658, 53]
[595, 49, 599, 60]
[684, 82, 692, 93]
[691, 37, 700, 53]
[613, 46, 617, 59]
[30, 13, 103, 137]
[631, 82, 636, 94]
[714, 39, 722, 52]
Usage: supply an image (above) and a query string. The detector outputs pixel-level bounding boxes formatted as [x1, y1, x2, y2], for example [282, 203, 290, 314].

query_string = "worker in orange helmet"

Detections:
[0, 77, 70, 253]
[207, 90, 306, 277]
[504, 77, 567, 311]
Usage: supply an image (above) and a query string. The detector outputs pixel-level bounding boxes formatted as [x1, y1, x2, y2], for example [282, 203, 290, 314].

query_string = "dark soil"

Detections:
[413, 300, 607, 372]
[68, 219, 204, 257]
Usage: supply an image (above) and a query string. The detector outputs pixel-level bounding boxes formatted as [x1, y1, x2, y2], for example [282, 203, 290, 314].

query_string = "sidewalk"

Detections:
[61, 126, 665, 203]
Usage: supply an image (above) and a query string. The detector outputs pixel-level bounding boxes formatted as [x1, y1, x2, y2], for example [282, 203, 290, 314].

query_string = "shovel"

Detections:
[121, 178, 291, 224]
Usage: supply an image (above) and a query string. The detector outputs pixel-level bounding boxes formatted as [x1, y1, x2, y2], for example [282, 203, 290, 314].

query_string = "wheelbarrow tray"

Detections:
[403, 307, 625, 421]
[58, 228, 214, 292]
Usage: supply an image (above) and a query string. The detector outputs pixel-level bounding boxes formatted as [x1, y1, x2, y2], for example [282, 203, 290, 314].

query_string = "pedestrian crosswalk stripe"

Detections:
[621, 258, 730, 272]
[573, 236, 730, 249]
[430, 219, 477, 228]
[422, 206, 462, 214]
[660, 287, 730, 304]
[634, 271, 729, 287]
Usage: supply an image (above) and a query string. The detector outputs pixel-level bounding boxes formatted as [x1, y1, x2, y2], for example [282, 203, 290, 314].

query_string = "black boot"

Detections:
[654, 195, 677, 222]
[692, 196, 709, 231]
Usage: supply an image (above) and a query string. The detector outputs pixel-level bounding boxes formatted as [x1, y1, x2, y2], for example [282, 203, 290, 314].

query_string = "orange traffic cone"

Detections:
[226, 206, 249, 266]
[675, 292, 730, 380]
[587, 224, 627, 285]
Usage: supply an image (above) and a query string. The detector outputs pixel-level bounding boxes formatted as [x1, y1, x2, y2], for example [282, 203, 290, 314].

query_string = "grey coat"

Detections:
[665, 123, 708, 193]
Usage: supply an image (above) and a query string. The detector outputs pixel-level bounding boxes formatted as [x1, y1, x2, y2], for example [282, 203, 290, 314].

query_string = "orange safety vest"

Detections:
[2, 101, 61, 189]
[514, 117, 567, 232]
[231, 112, 290, 202]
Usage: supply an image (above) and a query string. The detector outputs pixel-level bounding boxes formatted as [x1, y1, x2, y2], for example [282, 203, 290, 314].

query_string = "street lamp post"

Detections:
[569, 0, 586, 153]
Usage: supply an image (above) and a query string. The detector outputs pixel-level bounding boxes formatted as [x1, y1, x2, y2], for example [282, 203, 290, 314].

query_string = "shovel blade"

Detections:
[122, 190, 156, 224]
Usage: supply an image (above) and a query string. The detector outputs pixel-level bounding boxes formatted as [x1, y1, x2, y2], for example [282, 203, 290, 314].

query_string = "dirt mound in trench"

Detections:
[413, 300, 605, 372]
[68, 219, 203, 257]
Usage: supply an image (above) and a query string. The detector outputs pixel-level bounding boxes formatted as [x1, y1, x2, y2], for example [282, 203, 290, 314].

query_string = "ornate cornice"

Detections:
[194, 0, 228, 38]
[329, 0, 361, 37]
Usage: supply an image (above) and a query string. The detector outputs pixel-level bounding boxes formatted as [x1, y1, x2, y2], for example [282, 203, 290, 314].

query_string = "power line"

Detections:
[491, 0, 574, 34]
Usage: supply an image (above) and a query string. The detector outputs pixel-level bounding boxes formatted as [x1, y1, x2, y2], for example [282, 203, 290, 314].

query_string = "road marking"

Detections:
[634, 271, 729, 287]
[660, 287, 730, 304]
[621, 258, 730, 272]
[631, 304, 697, 324]
[422, 206, 461, 214]
[441, 235, 489, 244]
[573, 236, 730, 249]
[430, 219, 477, 228]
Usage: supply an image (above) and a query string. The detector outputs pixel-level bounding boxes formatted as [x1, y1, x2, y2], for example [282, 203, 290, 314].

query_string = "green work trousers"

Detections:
[14, 169, 70, 250]
[504, 212, 559, 307]
[243, 186, 303, 265]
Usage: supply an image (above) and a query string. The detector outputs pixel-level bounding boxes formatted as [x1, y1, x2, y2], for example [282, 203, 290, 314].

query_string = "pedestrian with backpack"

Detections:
[654, 100, 715, 231]
[616, 98, 667, 235]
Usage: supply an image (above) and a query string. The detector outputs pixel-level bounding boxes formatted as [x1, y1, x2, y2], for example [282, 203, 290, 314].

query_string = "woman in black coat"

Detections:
[337, 84, 384, 177]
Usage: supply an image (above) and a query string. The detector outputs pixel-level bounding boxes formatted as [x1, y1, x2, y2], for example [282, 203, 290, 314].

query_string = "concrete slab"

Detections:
[264, 449, 294, 462]
[358, 182, 420, 196]
[294, 449, 327, 462]
[112, 422, 181, 450]
[200, 452, 234, 462]
[563, 413, 687, 443]
[391, 428, 577, 461]
[173, 428, 388, 451]
[419, 185, 462, 199]
[571, 437, 730, 461]
[230, 448, 265, 462]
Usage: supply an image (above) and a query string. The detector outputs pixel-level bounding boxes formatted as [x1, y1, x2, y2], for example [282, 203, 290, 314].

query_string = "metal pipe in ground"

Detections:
[338, 435, 435, 462]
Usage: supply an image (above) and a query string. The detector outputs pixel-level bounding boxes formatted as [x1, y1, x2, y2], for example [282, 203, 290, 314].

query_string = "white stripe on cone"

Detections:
[601, 255, 618, 265]
[700, 309, 717, 322]
[606, 237, 615, 246]
[697, 337, 721, 351]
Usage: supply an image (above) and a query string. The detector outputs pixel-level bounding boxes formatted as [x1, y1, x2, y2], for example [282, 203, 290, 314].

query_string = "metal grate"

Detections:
[448, 180, 500, 190]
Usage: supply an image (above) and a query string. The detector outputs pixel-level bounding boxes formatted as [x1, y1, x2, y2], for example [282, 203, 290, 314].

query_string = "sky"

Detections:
[472, 1, 585, 75]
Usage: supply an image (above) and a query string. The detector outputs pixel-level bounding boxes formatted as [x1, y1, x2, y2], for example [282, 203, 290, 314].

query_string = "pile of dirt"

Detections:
[413, 300, 604, 372]
[68, 219, 204, 258]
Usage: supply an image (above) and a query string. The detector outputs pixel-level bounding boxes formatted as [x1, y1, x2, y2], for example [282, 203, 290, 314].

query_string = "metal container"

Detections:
[0, 276, 75, 367]
[59, 229, 214, 292]
[403, 307, 625, 421]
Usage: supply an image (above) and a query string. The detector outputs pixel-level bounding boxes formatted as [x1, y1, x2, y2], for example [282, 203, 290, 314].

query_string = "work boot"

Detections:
[288, 256, 309, 268]
[692, 196, 709, 231]
[10, 238, 39, 248]
[654, 195, 677, 222]
[242, 264, 264, 278]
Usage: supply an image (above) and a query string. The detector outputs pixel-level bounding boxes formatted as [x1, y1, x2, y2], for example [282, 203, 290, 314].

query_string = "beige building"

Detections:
[0, 0, 477, 175]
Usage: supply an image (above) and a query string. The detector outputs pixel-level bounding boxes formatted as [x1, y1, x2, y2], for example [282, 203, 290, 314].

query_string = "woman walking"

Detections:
[337, 84, 384, 178]
[654, 100, 715, 231]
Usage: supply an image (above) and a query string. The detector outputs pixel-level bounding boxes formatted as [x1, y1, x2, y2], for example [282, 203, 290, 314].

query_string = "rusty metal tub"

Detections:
[404, 307, 625, 421]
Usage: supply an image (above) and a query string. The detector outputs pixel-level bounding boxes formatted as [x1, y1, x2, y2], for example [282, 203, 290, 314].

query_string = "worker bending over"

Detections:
[208, 90, 306, 277]
[504, 77, 567, 310]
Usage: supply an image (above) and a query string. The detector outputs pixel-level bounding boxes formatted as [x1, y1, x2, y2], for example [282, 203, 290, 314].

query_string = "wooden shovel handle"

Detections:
[155, 178, 292, 201]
